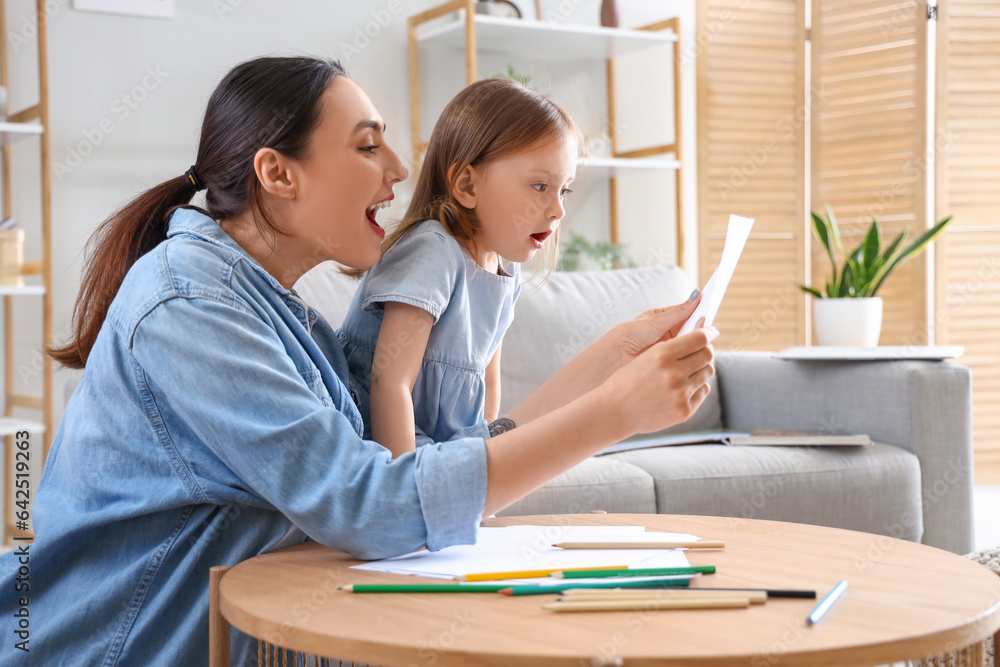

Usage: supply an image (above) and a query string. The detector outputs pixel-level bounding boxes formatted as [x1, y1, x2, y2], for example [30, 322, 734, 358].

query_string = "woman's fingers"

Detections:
[617, 293, 704, 363]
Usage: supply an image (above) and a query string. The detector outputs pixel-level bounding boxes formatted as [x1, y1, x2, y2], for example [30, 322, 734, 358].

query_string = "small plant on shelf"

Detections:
[559, 233, 636, 271]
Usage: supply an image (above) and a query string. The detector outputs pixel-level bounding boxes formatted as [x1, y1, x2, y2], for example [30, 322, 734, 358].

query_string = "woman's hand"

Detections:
[608, 290, 704, 377]
[600, 325, 718, 437]
[503, 290, 707, 428]
[483, 321, 718, 515]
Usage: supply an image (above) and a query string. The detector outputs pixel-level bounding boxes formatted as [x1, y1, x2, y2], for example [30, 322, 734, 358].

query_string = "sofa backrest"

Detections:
[294, 262, 722, 436]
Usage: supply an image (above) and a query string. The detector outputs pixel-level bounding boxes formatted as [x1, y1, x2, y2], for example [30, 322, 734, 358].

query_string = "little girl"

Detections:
[340, 78, 579, 457]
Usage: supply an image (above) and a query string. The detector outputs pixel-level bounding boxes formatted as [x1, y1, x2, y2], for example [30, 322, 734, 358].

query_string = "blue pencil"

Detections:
[806, 580, 848, 625]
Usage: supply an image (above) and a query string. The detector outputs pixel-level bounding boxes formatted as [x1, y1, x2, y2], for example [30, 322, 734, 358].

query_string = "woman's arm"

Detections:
[483, 326, 716, 515]
[503, 291, 703, 428]
[370, 302, 434, 458]
[483, 343, 502, 423]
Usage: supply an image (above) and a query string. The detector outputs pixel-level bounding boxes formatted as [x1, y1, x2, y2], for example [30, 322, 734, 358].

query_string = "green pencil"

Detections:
[339, 583, 513, 593]
[500, 577, 691, 596]
[551, 566, 716, 579]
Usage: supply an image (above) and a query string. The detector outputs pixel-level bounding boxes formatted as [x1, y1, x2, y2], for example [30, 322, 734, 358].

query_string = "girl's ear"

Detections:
[254, 147, 296, 200]
[450, 164, 479, 209]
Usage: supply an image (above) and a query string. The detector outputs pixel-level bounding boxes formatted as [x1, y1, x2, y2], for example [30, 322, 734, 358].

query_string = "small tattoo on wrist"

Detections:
[488, 417, 517, 437]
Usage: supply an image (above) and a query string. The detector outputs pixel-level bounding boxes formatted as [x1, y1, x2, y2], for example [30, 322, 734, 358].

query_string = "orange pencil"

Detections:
[455, 565, 628, 582]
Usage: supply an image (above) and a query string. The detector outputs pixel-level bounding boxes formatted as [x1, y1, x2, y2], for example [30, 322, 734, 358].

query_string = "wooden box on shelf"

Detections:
[0, 229, 24, 287]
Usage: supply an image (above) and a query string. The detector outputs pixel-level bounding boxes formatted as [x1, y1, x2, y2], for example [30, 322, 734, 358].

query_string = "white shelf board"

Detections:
[0, 285, 45, 296]
[577, 156, 681, 177]
[0, 417, 45, 437]
[418, 14, 676, 60]
[0, 121, 43, 146]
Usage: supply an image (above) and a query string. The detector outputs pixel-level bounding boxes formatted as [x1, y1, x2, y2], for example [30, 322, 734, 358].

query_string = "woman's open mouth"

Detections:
[366, 199, 390, 239]
[530, 230, 553, 249]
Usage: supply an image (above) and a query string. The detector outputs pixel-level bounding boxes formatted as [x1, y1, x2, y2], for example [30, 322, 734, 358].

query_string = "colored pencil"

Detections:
[339, 583, 512, 593]
[560, 587, 815, 599]
[551, 541, 725, 549]
[456, 565, 629, 582]
[500, 577, 691, 596]
[806, 580, 848, 625]
[551, 565, 716, 579]
[559, 589, 767, 604]
[542, 597, 751, 612]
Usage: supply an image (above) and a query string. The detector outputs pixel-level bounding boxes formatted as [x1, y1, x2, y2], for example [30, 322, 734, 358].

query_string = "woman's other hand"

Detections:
[604, 323, 718, 436]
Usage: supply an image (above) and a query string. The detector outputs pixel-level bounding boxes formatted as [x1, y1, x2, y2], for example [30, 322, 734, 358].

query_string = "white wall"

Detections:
[7, 0, 695, 429]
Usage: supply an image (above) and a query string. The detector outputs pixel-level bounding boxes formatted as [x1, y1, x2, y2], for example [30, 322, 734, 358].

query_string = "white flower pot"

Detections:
[813, 297, 883, 347]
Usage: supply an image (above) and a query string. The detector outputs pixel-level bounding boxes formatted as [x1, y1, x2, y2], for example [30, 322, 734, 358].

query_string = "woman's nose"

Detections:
[385, 145, 409, 184]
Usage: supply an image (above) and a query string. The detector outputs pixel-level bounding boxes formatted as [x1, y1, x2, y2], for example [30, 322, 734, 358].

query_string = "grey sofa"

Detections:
[295, 263, 975, 555]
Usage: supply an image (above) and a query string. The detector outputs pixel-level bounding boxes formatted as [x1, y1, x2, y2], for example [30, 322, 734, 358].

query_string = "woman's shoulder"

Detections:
[107, 211, 263, 331]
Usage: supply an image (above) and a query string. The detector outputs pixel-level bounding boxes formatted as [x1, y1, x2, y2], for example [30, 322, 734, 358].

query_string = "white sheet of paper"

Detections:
[678, 214, 755, 336]
[350, 526, 696, 579]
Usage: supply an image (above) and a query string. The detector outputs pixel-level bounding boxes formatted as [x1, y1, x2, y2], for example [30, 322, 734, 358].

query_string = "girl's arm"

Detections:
[483, 343, 502, 423]
[370, 302, 434, 458]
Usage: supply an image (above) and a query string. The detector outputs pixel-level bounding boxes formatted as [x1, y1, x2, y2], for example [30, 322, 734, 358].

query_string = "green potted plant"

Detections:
[800, 205, 952, 346]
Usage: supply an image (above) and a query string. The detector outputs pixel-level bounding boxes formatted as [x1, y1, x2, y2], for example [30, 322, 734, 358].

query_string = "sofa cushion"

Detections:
[500, 266, 723, 436]
[295, 261, 359, 327]
[610, 442, 923, 541]
[495, 456, 657, 517]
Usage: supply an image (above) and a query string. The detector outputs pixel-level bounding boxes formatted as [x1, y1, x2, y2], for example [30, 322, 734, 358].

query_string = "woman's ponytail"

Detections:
[48, 176, 200, 369]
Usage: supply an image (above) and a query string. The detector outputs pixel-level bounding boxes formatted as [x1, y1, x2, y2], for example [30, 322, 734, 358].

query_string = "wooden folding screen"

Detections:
[696, 0, 807, 352]
[811, 0, 930, 346]
[935, 1, 1000, 482]
[699, 0, 1000, 481]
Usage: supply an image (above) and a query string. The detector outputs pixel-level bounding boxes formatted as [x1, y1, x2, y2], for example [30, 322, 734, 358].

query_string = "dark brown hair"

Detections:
[369, 78, 580, 276]
[50, 56, 345, 368]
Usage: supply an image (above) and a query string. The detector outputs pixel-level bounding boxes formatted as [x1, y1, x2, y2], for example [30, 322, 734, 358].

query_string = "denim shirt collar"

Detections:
[166, 207, 319, 329]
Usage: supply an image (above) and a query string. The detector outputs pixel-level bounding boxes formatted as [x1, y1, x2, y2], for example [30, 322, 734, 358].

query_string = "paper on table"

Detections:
[678, 214, 755, 336]
[350, 526, 696, 580]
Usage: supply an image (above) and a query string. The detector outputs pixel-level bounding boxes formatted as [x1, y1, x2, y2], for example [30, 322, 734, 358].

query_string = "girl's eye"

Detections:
[361, 145, 379, 154]
[532, 183, 547, 192]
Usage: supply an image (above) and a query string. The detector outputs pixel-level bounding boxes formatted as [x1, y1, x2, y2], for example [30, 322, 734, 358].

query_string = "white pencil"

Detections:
[560, 589, 767, 604]
[551, 541, 725, 550]
[542, 597, 751, 612]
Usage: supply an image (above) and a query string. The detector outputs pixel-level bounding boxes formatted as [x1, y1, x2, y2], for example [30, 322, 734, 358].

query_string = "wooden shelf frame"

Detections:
[1, 0, 52, 545]
[407, 3, 684, 267]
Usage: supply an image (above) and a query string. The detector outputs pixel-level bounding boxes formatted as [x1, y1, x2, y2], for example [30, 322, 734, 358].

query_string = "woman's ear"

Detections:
[450, 164, 479, 209]
[254, 147, 296, 199]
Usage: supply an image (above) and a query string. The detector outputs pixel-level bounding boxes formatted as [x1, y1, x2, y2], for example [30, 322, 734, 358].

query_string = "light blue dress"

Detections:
[340, 219, 521, 442]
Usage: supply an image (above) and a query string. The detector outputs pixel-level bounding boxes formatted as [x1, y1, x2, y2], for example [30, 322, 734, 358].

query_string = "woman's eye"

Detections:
[560, 188, 573, 197]
[532, 183, 547, 192]
[361, 144, 379, 154]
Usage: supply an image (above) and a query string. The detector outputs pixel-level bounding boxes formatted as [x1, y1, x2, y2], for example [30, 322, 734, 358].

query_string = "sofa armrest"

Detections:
[715, 351, 974, 554]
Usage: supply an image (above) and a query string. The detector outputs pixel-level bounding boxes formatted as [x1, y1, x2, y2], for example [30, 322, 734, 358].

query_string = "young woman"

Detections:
[0, 56, 716, 665]
[340, 78, 578, 456]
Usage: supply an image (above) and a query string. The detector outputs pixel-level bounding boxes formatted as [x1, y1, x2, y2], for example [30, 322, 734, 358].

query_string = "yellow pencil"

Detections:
[551, 541, 725, 550]
[455, 565, 628, 582]
[542, 597, 751, 612]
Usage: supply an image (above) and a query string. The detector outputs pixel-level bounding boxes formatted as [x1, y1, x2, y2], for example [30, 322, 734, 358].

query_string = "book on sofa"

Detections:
[597, 430, 872, 455]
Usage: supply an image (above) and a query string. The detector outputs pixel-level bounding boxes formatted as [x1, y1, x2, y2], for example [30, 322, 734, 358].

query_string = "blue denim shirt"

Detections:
[0, 208, 489, 666]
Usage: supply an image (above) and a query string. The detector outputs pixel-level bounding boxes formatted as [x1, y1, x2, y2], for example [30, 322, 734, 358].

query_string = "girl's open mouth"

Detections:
[530, 230, 552, 248]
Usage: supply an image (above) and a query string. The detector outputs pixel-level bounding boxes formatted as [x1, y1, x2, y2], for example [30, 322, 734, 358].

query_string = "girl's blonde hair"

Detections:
[381, 78, 580, 272]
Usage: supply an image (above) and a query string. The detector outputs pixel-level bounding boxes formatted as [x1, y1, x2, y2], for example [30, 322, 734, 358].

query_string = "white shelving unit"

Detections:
[408, 0, 684, 262]
[0, 121, 43, 147]
[417, 13, 676, 59]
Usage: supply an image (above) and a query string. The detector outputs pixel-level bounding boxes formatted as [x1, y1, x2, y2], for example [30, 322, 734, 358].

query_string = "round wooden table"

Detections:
[216, 514, 1000, 666]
